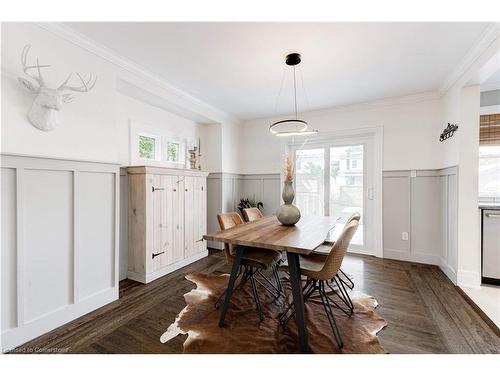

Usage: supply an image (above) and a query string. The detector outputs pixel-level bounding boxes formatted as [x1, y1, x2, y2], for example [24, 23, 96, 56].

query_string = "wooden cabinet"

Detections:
[127, 166, 208, 283]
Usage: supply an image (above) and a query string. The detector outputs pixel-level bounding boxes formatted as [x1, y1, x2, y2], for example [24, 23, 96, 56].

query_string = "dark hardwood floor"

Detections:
[12, 253, 500, 354]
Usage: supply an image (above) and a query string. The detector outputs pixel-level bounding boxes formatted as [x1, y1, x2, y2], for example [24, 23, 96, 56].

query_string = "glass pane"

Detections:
[330, 145, 364, 246]
[139, 135, 156, 160]
[295, 148, 325, 216]
[166, 142, 180, 162]
[479, 145, 500, 199]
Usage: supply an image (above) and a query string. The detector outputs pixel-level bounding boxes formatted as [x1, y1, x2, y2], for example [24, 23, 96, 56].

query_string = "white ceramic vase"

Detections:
[277, 180, 301, 226]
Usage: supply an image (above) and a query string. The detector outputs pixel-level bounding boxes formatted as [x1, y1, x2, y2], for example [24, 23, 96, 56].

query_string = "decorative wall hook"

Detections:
[439, 123, 458, 142]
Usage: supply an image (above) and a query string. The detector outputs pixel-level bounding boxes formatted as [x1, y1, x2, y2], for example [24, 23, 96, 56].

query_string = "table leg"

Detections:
[286, 252, 309, 353]
[218, 246, 244, 327]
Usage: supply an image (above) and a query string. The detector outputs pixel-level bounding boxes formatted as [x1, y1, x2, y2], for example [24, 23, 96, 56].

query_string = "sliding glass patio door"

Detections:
[293, 137, 374, 253]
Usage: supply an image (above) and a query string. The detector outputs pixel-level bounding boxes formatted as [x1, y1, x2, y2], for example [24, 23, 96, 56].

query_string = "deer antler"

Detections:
[21, 44, 50, 87]
[58, 72, 97, 92]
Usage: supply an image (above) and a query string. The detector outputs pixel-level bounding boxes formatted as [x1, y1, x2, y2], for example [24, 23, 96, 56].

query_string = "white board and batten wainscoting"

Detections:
[1, 154, 120, 350]
[126, 166, 208, 284]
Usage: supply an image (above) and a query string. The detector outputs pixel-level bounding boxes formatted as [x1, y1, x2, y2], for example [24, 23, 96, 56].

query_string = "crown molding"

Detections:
[480, 80, 500, 92]
[439, 23, 500, 96]
[35, 22, 240, 125]
[244, 91, 440, 124]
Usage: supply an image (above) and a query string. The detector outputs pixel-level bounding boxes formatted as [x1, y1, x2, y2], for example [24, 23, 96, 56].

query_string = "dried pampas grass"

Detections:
[283, 153, 294, 182]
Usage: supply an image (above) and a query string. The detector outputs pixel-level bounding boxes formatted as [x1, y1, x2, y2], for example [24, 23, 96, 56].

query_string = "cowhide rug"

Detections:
[160, 273, 387, 354]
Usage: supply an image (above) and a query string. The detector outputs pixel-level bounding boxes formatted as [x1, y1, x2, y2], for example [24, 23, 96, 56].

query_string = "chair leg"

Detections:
[273, 264, 283, 293]
[214, 266, 244, 309]
[325, 280, 353, 317]
[256, 268, 282, 298]
[334, 275, 354, 311]
[280, 279, 317, 327]
[248, 269, 264, 321]
[338, 268, 354, 289]
[318, 281, 344, 349]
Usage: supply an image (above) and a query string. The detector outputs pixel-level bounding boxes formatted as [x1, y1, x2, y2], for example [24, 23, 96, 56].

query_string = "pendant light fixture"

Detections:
[269, 53, 318, 137]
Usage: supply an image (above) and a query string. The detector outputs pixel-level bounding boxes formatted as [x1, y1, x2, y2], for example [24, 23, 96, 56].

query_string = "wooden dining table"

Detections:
[203, 214, 339, 353]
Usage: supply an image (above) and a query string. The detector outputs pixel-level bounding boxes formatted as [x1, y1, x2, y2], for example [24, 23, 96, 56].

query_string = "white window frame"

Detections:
[162, 136, 187, 168]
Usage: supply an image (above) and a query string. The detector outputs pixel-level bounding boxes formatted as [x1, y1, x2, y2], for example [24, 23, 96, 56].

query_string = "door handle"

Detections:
[152, 186, 165, 192]
[485, 213, 500, 218]
[152, 251, 165, 259]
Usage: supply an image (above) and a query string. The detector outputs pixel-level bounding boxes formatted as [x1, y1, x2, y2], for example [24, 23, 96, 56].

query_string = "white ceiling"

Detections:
[66, 22, 490, 120]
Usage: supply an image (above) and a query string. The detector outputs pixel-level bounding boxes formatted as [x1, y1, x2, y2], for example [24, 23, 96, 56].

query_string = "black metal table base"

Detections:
[218, 246, 244, 327]
[218, 248, 310, 353]
[286, 252, 310, 353]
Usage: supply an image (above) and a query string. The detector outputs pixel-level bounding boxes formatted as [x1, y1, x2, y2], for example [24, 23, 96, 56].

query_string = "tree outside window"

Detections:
[139, 135, 156, 160]
[167, 142, 180, 162]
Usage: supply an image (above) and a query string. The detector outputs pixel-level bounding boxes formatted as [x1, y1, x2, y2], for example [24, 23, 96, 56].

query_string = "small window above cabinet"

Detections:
[138, 134, 160, 161]
[166, 141, 180, 162]
[134, 130, 187, 168]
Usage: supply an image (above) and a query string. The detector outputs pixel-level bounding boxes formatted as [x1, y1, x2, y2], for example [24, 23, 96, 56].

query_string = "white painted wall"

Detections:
[221, 122, 243, 174]
[241, 96, 443, 174]
[1, 23, 118, 162]
[115, 93, 200, 166]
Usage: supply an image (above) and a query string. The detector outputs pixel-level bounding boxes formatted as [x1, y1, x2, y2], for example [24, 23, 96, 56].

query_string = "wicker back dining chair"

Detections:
[280, 219, 359, 348]
[336, 212, 360, 289]
[215, 212, 283, 321]
[242, 207, 263, 222]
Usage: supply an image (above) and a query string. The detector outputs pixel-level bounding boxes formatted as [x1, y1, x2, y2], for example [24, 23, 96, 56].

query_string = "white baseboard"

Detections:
[2, 287, 118, 352]
[457, 269, 481, 289]
[347, 248, 375, 256]
[127, 251, 208, 284]
[439, 257, 457, 285]
[383, 249, 440, 265]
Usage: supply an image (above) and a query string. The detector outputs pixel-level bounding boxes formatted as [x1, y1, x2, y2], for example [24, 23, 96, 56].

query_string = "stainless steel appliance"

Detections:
[481, 207, 500, 285]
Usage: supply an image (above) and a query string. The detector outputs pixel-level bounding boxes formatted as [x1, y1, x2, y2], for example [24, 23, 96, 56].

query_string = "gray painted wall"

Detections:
[206, 173, 281, 250]
[205, 168, 459, 284]
[1, 154, 120, 350]
[382, 167, 458, 282]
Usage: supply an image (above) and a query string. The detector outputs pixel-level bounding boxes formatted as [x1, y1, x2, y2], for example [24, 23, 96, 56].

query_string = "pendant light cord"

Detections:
[293, 65, 298, 120]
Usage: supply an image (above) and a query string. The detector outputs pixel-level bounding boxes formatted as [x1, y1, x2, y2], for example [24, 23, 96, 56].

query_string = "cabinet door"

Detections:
[184, 176, 207, 258]
[151, 174, 168, 272]
[196, 177, 207, 254]
[166, 176, 184, 264]
[184, 176, 195, 258]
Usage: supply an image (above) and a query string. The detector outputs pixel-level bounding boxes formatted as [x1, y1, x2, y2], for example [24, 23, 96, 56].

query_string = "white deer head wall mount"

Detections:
[18, 44, 97, 131]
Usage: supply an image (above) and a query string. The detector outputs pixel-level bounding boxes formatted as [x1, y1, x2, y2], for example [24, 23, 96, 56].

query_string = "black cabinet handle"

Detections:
[152, 251, 165, 259]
